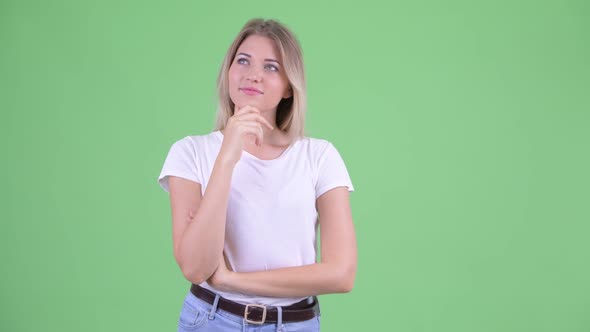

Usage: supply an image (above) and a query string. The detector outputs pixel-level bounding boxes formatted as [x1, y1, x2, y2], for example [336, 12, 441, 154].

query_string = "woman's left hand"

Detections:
[207, 252, 234, 292]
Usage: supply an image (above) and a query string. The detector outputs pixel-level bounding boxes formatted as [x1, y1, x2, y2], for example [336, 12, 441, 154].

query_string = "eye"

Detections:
[264, 64, 279, 72]
[236, 57, 249, 65]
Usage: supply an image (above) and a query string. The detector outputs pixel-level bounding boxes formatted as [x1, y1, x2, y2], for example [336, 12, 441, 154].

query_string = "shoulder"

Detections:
[181, 131, 222, 144]
[294, 136, 347, 166]
[290, 136, 346, 171]
[171, 131, 223, 151]
[295, 136, 334, 155]
[301, 136, 354, 195]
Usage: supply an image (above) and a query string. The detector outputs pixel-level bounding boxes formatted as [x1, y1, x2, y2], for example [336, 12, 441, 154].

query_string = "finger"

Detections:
[258, 115, 274, 130]
[231, 108, 259, 126]
[240, 123, 264, 146]
[233, 104, 250, 116]
[239, 105, 260, 113]
[242, 124, 264, 146]
[235, 104, 260, 116]
[235, 113, 274, 130]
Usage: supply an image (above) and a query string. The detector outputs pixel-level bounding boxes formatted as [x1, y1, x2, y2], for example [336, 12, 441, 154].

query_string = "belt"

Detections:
[190, 284, 320, 324]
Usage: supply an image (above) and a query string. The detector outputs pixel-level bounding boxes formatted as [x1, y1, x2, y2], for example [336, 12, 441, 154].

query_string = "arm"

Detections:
[169, 157, 235, 284]
[209, 186, 357, 297]
[169, 106, 274, 284]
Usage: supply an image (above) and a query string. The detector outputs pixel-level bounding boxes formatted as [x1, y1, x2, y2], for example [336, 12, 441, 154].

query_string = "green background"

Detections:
[2, 0, 589, 331]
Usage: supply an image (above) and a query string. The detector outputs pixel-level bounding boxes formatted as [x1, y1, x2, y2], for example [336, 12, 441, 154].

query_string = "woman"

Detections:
[158, 18, 357, 332]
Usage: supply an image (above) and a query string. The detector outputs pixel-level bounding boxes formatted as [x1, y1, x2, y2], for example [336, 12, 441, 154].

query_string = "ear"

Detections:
[283, 86, 293, 99]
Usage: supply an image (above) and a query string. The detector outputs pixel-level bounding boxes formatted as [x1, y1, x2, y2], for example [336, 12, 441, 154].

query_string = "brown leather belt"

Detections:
[190, 284, 320, 324]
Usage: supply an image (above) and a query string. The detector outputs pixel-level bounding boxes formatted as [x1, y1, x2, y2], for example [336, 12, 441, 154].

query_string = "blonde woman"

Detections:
[158, 18, 356, 332]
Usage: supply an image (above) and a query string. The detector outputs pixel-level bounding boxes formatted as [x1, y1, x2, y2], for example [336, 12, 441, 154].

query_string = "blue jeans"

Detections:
[177, 290, 321, 332]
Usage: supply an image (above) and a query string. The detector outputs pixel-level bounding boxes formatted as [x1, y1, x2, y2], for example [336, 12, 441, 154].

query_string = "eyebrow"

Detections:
[237, 52, 281, 65]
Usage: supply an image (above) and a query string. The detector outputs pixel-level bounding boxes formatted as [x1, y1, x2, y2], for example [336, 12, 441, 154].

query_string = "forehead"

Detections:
[236, 35, 280, 59]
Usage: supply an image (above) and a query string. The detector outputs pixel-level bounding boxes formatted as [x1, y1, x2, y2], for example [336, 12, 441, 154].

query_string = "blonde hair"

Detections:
[214, 18, 306, 141]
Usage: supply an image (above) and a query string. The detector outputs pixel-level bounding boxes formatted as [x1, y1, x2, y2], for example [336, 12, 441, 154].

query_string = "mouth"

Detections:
[239, 87, 263, 95]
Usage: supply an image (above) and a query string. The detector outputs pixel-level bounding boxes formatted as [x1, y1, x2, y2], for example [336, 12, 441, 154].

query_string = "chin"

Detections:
[233, 98, 263, 110]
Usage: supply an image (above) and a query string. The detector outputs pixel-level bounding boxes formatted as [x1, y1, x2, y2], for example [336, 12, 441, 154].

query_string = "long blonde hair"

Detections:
[214, 18, 306, 141]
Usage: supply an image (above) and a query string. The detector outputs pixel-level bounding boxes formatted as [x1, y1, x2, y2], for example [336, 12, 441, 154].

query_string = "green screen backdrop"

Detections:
[2, 0, 589, 331]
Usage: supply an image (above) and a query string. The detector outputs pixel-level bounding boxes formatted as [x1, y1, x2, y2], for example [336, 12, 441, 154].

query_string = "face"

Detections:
[228, 35, 292, 113]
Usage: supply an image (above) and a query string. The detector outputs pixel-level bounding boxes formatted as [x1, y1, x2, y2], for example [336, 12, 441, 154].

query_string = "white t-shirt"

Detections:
[158, 130, 354, 306]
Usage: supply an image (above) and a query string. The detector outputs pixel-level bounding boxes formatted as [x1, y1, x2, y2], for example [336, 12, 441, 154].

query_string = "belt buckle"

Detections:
[244, 303, 267, 325]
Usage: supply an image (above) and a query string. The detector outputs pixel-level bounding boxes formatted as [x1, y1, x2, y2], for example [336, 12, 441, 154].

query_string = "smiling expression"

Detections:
[228, 35, 292, 113]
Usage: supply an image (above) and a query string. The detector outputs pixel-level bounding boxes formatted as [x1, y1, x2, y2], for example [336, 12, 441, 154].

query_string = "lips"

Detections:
[239, 87, 263, 95]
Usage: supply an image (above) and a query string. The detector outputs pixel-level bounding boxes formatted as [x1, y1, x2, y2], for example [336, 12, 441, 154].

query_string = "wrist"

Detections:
[216, 153, 238, 169]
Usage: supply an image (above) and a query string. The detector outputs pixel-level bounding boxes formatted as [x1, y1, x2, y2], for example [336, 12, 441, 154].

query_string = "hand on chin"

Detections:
[235, 101, 265, 113]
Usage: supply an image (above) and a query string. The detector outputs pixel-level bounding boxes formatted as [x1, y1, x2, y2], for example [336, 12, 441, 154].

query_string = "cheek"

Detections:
[227, 68, 240, 104]
[269, 78, 290, 96]
[228, 66, 242, 86]
[227, 65, 244, 84]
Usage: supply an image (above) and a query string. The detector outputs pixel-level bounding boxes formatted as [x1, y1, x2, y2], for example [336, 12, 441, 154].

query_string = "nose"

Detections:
[245, 66, 262, 83]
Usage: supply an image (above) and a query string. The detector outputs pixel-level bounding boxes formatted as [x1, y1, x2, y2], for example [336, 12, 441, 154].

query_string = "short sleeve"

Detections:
[315, 142, 355, 199]
[157, 137, 201, 193]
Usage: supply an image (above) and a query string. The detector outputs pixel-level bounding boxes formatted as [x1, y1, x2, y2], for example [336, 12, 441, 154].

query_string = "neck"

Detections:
[261, 109, 276, 139]
[257, 108, 287, 146]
